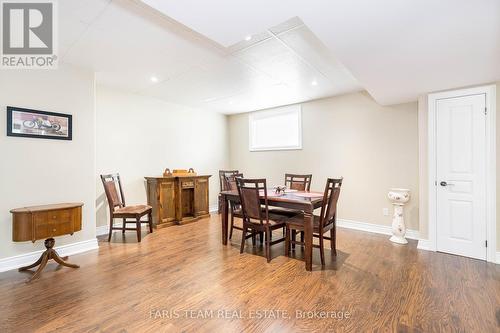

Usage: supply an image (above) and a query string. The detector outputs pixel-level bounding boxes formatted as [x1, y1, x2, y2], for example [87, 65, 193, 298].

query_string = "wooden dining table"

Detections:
[219, 189, 324, 271]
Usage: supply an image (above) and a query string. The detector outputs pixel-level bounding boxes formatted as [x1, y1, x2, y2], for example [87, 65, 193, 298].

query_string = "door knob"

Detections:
[440, 181, 448, 186]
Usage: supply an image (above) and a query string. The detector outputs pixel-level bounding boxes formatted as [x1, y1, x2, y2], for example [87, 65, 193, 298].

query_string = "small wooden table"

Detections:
[10, 203, 83, 282]
[219, 190, 323, 271]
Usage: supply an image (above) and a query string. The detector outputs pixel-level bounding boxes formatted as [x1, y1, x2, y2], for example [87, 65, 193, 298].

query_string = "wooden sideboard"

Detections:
[10, 203, 83, 282]
[145, 175, 211, 227]
[12, 202, 83, 242]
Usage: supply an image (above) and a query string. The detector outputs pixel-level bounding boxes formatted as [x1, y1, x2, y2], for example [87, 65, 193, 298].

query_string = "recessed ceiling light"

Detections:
[311, 80, 318, 86]
[228, 101, 234, 105]
[245, 35, 252, 41]
[150, 76, 159, 83]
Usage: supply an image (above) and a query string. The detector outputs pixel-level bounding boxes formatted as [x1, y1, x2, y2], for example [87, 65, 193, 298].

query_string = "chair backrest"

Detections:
[285, 173, 312, 191]
[318, 178, 343, 231]
[219, 170, 239, 191]
[100, 173, 125, 212]
[224, 173, 243, 191]
[236, 178, 269, 225]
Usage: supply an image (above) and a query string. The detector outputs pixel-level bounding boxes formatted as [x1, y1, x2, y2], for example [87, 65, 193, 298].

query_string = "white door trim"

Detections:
[427, 84, 496, 262]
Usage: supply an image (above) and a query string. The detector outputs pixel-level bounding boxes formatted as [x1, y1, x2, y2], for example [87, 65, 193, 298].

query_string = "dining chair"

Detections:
[285, 173, 312, 191]
[236, 178, 288, 262]
[100, 173, 153, 242]
[218, 170, 240, 213]
[223, 173, 244, 240]
[273, 173, 313, 243]
[284, 178, 342, 266]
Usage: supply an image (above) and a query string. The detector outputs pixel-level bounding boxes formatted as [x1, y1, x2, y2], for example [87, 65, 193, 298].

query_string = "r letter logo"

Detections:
[1, 1, 57, 69]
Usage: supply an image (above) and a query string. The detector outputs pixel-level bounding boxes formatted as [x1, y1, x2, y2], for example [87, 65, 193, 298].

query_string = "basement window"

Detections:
[249, 105, 302, 151]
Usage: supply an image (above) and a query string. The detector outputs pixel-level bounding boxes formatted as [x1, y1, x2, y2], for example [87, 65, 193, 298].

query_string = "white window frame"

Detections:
[248, 105, 302, 152]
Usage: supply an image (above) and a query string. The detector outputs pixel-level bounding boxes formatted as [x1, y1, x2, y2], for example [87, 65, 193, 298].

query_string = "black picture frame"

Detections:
[6, 106, 72, 141]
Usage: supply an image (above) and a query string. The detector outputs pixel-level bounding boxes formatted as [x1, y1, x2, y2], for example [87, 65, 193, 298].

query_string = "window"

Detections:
[249, 105, 302, 151]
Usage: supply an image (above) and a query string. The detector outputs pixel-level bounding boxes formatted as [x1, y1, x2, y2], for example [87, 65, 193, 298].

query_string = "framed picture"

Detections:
[6, 106, 72, 140]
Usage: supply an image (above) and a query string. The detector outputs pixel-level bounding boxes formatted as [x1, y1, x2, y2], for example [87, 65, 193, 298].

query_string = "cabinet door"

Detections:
[194, 178, 209, 216]
[159, 181, 176, 223]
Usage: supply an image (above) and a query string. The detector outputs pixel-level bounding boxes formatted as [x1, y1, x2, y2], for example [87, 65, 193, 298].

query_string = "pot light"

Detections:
[311, 80, 318, 86]
[150, 76, 159, 83]
[245, 35, 252, 41]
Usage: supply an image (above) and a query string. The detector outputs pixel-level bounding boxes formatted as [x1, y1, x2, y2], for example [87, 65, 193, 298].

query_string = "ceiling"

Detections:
[60, 0, 500, 113]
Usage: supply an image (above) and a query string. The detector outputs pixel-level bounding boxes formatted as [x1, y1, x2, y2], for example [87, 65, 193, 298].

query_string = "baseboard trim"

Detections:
[0, 238, 99, 273]
[336, 218, 419, 240]
[97, 205, 219, 236]
[416, 239, 435, 251]
[96, 224, 110, 236]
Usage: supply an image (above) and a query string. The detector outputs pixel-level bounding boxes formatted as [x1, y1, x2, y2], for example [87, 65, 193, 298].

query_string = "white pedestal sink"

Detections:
[387, 188, 411, 244]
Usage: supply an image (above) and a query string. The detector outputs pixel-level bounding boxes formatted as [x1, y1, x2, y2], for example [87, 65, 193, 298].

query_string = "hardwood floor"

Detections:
[0, 214, 498, 332]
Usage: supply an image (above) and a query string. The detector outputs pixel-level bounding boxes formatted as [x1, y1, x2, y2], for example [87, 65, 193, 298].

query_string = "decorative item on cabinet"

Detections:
[145, 169, 211, 228]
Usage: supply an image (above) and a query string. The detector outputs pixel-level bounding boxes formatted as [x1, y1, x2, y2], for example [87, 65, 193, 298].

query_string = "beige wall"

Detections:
[228, 92, 420, 230]
[96, 86, 229, 227]
[0, 64, 96, 259]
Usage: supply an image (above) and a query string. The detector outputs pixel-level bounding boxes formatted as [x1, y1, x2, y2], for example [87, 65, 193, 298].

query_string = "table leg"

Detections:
[303, 211, 313, 271]
[221, 195, 229, 245]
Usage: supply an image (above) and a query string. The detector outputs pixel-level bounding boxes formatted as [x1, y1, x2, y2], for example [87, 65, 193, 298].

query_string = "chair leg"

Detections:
[136, 216, 141, 242]
[291, 230, 296, 249]
[285, 226, 290, 256]
[319, 235, 325, 266]
[251, 230, 256, 246]
[259, 232, 264, 244]
[331, 227, 337, 256]
[107, 216, 114, 242]
[300, 231, 304, 247]
[265, 227, 271, 263]
[229, 213, 234, 240]
[122, 218, 126, 233]
[240, 226, 246, 254]
[148, 211, 153, 233]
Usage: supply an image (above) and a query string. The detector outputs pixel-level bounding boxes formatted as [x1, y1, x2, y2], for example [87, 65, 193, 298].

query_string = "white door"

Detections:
[435, 94, 487, 260]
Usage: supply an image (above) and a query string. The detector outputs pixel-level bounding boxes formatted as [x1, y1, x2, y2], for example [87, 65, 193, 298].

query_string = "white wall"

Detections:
[96, 86, 228, 227]
[0, 64, 96, 259]
[228, 92, 419, 230]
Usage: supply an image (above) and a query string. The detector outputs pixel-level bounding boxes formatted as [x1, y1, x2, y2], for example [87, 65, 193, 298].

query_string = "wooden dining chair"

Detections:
[236, 178, 288, 262]
[100, 173, 153, 242]
[223, 173, 244, 240]
[218, 170, 239, 213]
[285, 178, 342, 266]
[285, 173, 312, 191]
[273, 173, 313, 242]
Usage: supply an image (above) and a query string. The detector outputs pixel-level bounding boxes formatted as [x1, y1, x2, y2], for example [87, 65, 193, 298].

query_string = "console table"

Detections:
[145, 175, 211, 227]
[11, 203, 83, 282]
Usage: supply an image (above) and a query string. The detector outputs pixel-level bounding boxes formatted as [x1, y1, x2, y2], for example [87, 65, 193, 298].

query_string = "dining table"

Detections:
[219, 189, 324, 271]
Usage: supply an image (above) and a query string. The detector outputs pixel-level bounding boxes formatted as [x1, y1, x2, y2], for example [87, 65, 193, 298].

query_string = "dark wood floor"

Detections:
[0, 215, 498, 332]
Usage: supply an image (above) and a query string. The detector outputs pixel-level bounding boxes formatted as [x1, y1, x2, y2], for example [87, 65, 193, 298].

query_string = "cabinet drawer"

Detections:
[49, 209, 74, 236]
[181, 181, 194, 188]
[34, 212, 50, 240]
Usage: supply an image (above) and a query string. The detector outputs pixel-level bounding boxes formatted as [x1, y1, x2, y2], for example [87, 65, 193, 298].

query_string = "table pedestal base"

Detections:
[18, 238, 80, 283]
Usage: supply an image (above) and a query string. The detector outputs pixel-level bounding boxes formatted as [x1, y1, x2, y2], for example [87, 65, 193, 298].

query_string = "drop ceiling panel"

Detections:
[234, 38, 321, 85]
[140, 0, 500, 106]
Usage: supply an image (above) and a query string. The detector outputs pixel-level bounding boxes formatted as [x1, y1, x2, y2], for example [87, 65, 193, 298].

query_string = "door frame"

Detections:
[427, 84, 496, 262]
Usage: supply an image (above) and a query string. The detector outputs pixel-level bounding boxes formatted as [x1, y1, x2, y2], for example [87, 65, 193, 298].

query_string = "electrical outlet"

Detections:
[382, 208, 389, 216]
